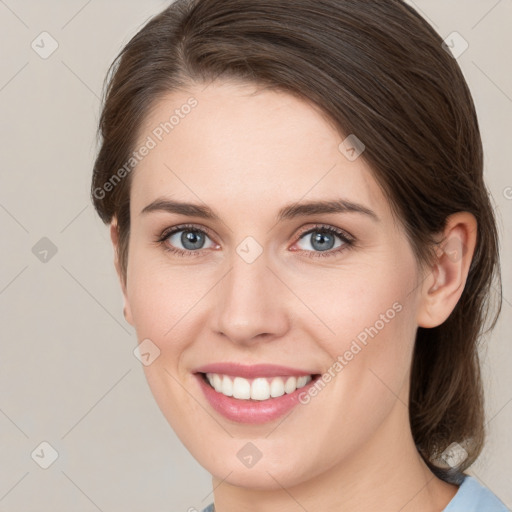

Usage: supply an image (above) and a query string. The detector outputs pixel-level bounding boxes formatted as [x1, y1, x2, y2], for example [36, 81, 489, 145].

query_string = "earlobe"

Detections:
[110, 219, 134, 326]
[416, 212, 477, 328]
[121, 298, 134, 327]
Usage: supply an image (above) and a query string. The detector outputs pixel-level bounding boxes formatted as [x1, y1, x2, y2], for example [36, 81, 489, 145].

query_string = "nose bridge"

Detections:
[212, 244, 289, 344]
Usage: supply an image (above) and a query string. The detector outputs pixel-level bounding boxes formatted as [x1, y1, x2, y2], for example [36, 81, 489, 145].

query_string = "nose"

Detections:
[212, 250, 291, 346]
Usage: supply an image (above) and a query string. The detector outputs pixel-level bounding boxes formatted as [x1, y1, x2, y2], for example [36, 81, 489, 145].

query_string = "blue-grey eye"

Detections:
[296, 229, 345, 252]
[166, 229, 214, 251]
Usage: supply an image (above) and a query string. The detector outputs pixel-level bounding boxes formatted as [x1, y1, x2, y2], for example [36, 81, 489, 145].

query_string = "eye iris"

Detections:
[311, 231, 335, 251]
[182, 230, 204, 250]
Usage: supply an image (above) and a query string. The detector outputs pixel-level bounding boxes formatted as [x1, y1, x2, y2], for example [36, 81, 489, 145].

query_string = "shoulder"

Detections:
[200, 504, 214, 512]
[443, 475, 510, 512]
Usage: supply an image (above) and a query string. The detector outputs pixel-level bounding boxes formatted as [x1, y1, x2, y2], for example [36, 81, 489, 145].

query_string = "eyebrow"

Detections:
[140, 197, 379, 222]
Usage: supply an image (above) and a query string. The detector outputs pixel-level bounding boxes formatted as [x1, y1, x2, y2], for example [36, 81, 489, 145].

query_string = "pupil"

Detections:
[313, 232, 333, 251]
[183, 230, 203, 249]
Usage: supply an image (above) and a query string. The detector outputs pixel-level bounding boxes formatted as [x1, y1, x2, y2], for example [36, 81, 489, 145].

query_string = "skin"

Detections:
[110, 80, 477, 512]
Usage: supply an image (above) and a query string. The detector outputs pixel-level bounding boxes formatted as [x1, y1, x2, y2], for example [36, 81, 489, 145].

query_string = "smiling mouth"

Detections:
[199, 372, 322, 401]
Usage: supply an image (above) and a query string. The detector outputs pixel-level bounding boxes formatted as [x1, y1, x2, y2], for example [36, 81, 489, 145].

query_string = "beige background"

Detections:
[0, 1, 510, 510]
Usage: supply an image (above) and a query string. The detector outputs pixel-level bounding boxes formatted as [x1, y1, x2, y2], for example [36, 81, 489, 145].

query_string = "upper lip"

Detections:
[192, 362, 319, 379]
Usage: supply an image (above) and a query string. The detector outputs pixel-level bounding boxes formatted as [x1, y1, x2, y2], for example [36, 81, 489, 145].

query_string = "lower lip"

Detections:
[194, 373, 320, 424]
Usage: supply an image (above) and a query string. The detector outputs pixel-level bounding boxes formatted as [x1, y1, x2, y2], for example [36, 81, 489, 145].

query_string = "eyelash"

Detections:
[155, 223, 355, 259]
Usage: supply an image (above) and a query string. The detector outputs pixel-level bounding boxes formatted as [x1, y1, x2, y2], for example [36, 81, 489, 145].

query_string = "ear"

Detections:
[416, 212, 477, 328]
[110, 219, 134, 326]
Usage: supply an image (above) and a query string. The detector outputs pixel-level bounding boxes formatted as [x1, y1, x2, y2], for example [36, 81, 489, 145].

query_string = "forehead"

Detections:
[130, 81, 388, 221]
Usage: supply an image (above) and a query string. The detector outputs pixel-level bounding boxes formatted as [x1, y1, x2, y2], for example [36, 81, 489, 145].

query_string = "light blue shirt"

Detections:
[200, 475, 510, 512]
[443, 475, 509, 511]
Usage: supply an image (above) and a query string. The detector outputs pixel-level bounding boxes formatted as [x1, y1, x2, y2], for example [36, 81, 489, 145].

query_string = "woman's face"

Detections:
[120, 80, 427, 489]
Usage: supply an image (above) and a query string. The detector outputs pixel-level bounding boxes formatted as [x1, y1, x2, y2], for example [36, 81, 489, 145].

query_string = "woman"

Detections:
[91, 0, 508, 510]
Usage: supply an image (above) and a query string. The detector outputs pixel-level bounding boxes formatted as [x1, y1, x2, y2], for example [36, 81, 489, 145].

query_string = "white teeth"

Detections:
[212, 374, 223, 392]
[296, 375, 309, 388]
[270, 377, 285, 398]
[251, 378, 270, 400]
[221, 375, 233, 396]
[205, 373, 313, 401]
[232, 377, 251, 399]
[284, 376, 297, 394]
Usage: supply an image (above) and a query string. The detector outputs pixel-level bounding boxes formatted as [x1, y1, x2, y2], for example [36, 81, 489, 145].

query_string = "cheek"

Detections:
[295, 262, 418, 409]
[287, 272, 418, 466]
[294, 261, 416, 351]
[126, 254, 210, 433]
[126, 252, 210, 342]
[125, 252, 218, 410]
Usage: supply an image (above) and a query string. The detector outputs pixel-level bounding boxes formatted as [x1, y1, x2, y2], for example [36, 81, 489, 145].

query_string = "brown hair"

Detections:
[91, 0, 502, 484]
